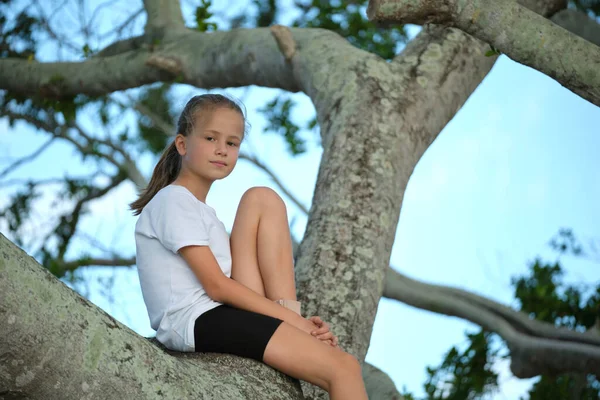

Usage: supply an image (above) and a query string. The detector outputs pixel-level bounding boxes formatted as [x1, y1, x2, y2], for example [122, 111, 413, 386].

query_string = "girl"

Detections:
[130, 94, 368, 399]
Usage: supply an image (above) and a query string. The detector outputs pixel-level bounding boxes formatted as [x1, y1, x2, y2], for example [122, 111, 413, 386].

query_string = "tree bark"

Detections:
[550, 9, 600, 47]
[362, 363, 405, 400]
[0, 234, 303, 399]
[367, 0, 600, 107]
[143, 0, 186, 34]
[383, 267, 600, 378]
[0, 234, 402, 399]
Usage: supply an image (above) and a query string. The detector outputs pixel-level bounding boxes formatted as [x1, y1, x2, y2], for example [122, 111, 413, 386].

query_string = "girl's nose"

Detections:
[216, 144, 227, 155]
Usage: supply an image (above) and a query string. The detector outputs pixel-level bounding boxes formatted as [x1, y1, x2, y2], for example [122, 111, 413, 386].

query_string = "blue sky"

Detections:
[1, 2, 599, 399]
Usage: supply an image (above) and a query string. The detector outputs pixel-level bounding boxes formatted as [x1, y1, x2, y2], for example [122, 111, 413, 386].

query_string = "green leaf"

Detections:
[195, 0, 218, 32]
[82, 43, 93, 57]
[258, 95, 306, 155]
[136, 83, 175, 154]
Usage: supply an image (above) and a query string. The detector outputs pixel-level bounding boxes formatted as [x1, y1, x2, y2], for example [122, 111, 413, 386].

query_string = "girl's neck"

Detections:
[172, 174, 212, 204]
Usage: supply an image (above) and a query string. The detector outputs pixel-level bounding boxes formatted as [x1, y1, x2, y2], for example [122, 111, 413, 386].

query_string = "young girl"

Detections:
[130, 94, 368, 399]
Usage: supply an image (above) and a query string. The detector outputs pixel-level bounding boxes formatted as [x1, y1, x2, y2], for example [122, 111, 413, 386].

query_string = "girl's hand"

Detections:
[308, 316, 339, 347]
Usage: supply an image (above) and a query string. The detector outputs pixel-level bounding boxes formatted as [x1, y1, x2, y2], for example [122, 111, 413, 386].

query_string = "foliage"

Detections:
[571, 0, 600, 18]
[423, 331, 500, 400]
[194, 0, 218, 32]
[413, 229, 600, 400]
[136, 83, 176, 154]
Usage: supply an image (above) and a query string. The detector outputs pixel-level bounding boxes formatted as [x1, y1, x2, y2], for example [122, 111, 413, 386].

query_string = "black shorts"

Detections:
[194, 304, 284, 361]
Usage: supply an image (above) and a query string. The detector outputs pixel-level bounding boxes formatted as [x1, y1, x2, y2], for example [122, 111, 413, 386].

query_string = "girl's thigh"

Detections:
[263, 322, 355, 390]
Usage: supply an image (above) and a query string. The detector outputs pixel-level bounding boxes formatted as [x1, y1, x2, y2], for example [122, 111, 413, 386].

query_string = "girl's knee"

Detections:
[343, 352, 362, 373]
[331, 351, 362, 379]
[242, 186, 285, 209]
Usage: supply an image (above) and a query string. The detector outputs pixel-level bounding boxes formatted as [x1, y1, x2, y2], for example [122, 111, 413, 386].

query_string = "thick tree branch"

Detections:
[518, 0, 567, 17]
[0, 27, 360, 106]
[142, 0, 186, 34]
[368, 0, 600, 107]
[0, 50, 174, 98]
[362, 363, 404, 400]
[382, 266, 600, 378]
[0, 235, 304, 399]
[551, 8, 600, 47]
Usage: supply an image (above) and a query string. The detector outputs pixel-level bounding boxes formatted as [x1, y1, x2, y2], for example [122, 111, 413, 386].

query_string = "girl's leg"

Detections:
[230, 187, 297, 301]
[263, 322, 368, 400]
[230, 188, 367, 398]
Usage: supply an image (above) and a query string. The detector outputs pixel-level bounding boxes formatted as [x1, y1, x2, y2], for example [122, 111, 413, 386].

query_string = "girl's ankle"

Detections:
[274, 299, 301, 316]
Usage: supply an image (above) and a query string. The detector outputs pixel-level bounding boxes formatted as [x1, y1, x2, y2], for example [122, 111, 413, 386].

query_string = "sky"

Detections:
[1, 1, 599, 399]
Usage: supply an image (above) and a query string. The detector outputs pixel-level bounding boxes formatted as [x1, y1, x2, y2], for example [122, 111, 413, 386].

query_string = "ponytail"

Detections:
[129, 141, 181, 215]
[129, 93, 248, 216]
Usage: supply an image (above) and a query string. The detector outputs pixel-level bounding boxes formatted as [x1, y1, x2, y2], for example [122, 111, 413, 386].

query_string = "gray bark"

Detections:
[143, 0, 186, 34]
[367, 0, 600, 107]
[0, 234, 303, 399]
[0, 234, 401, 399]
[551, 9, 600, 47]
[1, 0, 600, 398]
[383, 267, 600, 378]
[362, 364, 404, 400]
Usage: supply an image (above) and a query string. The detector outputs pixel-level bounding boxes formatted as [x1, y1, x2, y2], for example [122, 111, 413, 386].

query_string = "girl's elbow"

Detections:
[205, 279, 226, 302]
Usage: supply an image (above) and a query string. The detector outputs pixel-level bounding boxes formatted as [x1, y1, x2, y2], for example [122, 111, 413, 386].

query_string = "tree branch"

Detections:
[0, 234, 304, 400]
[3, 111, 147, 189]
[382, 266, 600, 378]
[0, 137, 56, 179]
[57, 256, 136, 272]
[368, 0, 600, 107]
[18, 239, 399, 399]
[142, 0, 186, 34]
[51, 172, 128, 263]
[0, 27, 357, 102]
[551, 8, 600, 47]
[362, 363, 404, 400]
[0, 49, 173, 98]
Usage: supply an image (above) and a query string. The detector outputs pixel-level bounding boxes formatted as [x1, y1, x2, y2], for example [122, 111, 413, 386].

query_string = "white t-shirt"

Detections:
[134, 184, 231, 352]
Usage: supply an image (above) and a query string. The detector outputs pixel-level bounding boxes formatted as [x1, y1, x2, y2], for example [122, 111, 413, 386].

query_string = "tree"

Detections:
[1, 0, 599, 398]
[408, 229, 600, 399]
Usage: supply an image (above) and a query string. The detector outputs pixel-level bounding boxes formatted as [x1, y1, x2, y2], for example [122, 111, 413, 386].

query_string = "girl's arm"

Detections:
[179, 245, 317, 335]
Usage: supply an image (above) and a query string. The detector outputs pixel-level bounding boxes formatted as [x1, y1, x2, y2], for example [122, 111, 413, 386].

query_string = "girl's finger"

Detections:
[311, 324, 329, 335]
[316, 323, 330, 334]
[318, 332, 333, 340]
[309, 316, 323, 325]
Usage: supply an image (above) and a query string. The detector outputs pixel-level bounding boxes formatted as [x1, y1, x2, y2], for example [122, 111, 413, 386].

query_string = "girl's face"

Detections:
[177, 107, 244, 182]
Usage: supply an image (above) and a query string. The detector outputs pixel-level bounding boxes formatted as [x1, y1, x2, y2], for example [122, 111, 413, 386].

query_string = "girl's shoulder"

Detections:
[153, 185, 218, 216]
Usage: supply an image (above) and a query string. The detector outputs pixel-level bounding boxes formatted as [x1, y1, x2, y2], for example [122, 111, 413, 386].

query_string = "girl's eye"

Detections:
[206, 136, 215, 141]
[227, 142, 238, 147]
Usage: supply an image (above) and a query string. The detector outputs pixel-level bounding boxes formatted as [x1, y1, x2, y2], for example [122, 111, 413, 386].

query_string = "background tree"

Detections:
[402, 229, 600, 399]
[1, 0, 599, 399]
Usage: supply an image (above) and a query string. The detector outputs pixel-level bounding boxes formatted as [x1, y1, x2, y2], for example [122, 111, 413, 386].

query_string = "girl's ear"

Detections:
[174, 134, 186, 156]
